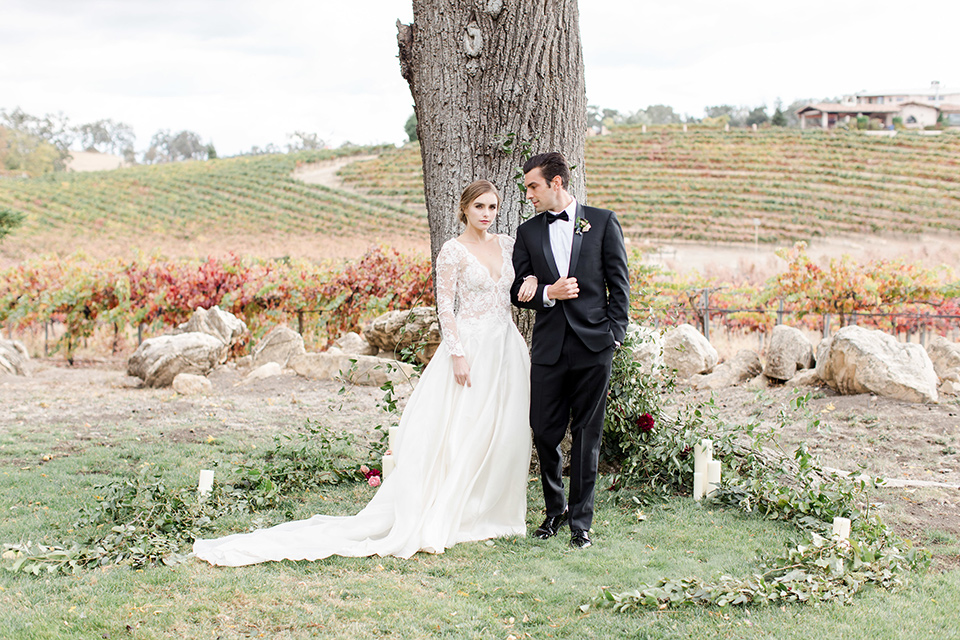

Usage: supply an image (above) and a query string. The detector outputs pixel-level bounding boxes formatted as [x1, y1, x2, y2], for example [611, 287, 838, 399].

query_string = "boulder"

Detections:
[251, 326, 305, 368]
[692, 349, 762, 390]
[815, 326, 938, 403]
[786, 368, 823, 388]
[0, 338, 28, 376]
[246, 361, 284, 382]
[662, 323, 718, 379]
[335, 331, 379, 356]
[763, 325, 814, 381]
[626, 324, 664, 374]
[925, 336, 960, 382]
[128, 333, 228, 387]
[940, 379, 960, 396]
[176, 306, 247, 345]
[363, 307, 441, 364]
[172, 373, 212, 395]
[289, 352, 416, 387]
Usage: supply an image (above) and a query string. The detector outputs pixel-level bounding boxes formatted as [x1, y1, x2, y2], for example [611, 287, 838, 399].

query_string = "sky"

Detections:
[2, 0, 958, 157]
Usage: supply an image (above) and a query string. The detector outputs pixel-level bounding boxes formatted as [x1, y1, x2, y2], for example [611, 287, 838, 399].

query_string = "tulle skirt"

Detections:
[193, 320, 532, 565]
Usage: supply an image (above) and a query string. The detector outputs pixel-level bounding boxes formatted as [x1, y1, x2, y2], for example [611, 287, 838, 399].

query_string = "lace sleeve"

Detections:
[435, 240, 464, 357]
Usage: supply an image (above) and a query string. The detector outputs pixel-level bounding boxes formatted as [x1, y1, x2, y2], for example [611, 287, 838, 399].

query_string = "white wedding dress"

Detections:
[193, 235, 532, 565]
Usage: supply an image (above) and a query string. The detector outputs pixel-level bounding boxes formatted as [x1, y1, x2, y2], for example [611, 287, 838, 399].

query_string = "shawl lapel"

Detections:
[568, 203, 585, 277]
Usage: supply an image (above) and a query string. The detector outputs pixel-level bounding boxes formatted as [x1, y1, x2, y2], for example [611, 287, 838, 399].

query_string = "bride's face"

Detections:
[463, 191, 498, 232]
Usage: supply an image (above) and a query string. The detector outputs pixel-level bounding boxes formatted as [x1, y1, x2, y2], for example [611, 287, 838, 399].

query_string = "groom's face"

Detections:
[524, 167, 564, 214]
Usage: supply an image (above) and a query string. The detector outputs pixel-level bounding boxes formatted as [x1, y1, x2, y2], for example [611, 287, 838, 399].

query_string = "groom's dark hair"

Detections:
[523, 152, 570, 190]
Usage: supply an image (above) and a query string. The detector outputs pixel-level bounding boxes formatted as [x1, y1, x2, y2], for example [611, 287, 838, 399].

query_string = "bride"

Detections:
[193, 180, 535, 565]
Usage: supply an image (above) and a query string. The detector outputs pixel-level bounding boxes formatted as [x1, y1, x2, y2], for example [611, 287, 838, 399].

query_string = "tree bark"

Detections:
[397, 0, 587, 266]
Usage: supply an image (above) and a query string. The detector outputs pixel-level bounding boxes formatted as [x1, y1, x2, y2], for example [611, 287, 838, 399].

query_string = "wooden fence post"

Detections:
[701, 289, 710, 341]
[777, 299, 784, 325]
[822, 313, 831, 339]
[297, 310, 304, 336]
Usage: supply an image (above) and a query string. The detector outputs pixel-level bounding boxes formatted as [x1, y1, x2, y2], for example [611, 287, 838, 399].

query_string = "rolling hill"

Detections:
[2, 127, 959, 264]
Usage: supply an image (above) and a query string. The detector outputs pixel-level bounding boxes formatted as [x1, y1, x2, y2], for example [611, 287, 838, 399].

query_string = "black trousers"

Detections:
[529, 323, 614, 532]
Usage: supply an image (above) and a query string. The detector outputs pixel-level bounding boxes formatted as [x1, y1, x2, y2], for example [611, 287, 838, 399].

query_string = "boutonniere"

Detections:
[575, 217, 591, 235]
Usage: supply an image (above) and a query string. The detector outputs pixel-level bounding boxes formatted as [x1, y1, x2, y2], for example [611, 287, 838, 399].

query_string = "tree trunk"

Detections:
[397, 0, 587, 266]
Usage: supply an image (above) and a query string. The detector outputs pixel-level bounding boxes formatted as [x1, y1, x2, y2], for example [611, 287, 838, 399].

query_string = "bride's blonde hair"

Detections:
[458, 180, 501, 224]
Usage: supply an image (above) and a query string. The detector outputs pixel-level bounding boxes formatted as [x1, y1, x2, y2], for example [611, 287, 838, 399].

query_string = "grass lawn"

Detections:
[1, 422, 958, 639]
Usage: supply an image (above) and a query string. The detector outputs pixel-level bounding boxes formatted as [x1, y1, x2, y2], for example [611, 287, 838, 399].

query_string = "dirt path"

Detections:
[292, 154, 379, 190]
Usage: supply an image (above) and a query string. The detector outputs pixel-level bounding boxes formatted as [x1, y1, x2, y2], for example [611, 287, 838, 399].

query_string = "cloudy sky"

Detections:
[2, 0, 957, 156]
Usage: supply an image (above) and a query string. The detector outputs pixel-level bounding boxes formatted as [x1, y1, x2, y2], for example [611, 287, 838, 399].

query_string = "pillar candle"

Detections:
[382, 453, 395, 478]
[693, 472, 705, 501]
[198, 469, 214, 495]
[389, 426, 399, 455]
[694, 443, 707, 479]
[832, 517, 851, 540]
[706, 460, 721, 497]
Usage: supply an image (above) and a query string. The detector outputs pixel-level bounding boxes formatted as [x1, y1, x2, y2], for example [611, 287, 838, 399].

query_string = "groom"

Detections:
[510, 152, 630, 549]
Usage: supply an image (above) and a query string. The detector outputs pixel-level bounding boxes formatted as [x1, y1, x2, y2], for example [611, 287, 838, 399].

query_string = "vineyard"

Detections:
[0, 147, 429, 263]
[340, 127, 960, 244]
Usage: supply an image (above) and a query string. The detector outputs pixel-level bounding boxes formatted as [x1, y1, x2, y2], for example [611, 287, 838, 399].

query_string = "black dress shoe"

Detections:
[570, 529, 592, 549]
[533, 509, 568, 539]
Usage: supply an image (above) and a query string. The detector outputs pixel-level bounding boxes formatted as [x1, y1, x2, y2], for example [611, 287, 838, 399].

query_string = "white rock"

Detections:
[246, 361, 284, 381]
[289, 352, 416, 387]
[925, 335, 960, 382]
[815, 326, 938, 403]
[176, 306, 247, 345]
[939, 379, 960, 396]
[335, 331, 379, 356]
[692, 349, 762, 390]
[786, 368, 823, 388]
[252, 326, 306, 368]
[662, 323, 718, 379]
[172, 373, 212, 395]
[626, 324, 664, 374]
[128, 333, 228, 387]
[763, 325, 814, 381]
[363, 307, 441, 364]
[0, 338, 29, 376]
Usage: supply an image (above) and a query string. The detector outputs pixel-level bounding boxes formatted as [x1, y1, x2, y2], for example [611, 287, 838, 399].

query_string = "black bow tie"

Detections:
[546, 211, 569, 224]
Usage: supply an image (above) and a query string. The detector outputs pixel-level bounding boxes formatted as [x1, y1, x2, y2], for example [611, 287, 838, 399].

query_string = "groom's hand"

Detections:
[547, 277, 579, 300]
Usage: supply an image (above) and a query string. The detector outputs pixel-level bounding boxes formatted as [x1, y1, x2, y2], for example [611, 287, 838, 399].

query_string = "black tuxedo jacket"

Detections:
[510, 203, 630, 366]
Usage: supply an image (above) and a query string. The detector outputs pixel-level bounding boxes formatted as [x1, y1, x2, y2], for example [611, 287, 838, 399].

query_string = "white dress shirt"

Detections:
[542, 198, 578, 307]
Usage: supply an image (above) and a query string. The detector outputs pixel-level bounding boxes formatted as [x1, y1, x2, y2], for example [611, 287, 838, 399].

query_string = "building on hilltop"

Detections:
[796, 81, 960, 130]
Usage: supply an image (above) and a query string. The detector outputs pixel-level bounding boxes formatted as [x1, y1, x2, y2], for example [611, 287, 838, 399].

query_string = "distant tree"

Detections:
[771, 99, 787, 127]
[745, 105, 769, 127]
[404, 112, 418, 142]
[287, 131, 325, 152]
[0, 126, 61, 175]
[1, 107, 74, 170]
[76, 119, 136, 156]
[0, 205, 24, 241]
[143, 129, 210, 163]
[206, 143, 217, 160]
[587, 105, 622, 130]
[644, 104, 681, 125]
[705, 104, 748, 127]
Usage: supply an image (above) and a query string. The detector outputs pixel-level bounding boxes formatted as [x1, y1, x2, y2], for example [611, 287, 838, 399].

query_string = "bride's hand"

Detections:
[452, 355, 472, 387]
[517, 275, 538, 302]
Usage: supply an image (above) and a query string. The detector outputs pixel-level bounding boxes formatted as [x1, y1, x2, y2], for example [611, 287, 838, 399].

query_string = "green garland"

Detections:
[589, 329, 931, 610]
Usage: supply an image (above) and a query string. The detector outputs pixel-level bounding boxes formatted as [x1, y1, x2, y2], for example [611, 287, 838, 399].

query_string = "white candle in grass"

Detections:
[198, 469, 214, 495]
[693, 472, 705, 501]
[389, 426, 399, 454]
[382, 453, 395, 478]
[706, 460, 721, 497]
[832, 517, 851, 541]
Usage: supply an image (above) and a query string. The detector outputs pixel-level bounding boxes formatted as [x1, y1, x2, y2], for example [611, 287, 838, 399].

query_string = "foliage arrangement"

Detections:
[2, 421, 380, 575]
[594, 332, 930, 610]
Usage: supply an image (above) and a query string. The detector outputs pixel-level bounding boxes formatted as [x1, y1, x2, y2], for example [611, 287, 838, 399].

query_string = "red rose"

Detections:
[637, 413, 655, 432]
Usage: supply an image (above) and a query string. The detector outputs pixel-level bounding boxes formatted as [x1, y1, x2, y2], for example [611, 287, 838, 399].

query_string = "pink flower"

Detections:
[368, 475, 381, 487]
[637, 413, 655, 433]
[360, 465, 370, 475]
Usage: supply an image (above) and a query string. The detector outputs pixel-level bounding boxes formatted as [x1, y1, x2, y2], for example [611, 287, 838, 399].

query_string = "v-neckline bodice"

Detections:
[456, 236, 505, 284]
